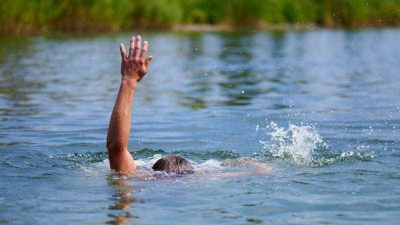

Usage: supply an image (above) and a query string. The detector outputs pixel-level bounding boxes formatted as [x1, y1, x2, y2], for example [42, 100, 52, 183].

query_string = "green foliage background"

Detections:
[1, 0, 399, 35]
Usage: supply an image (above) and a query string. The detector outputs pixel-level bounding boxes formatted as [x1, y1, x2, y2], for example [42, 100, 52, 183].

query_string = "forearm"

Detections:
[107, 79, 136, 149]
[107, 78, 137, 151]
[106, 78, 137, 174]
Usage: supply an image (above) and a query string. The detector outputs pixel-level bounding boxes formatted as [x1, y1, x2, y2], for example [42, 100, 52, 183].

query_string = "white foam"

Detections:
[261, 122, 325, 164]
[80, 155, 226, 176]
[78, 159, 109, 175]
[135, 154, 163, 169]
[193, 159, 223, 172]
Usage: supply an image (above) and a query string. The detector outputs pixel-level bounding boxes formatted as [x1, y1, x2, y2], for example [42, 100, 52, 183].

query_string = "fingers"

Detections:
[140, 41, 148, 59]
[127, 35, 148, 60]
[129, 36, 135, 58]
[119, 43, 127, 60]
[134, 35, 141, 59]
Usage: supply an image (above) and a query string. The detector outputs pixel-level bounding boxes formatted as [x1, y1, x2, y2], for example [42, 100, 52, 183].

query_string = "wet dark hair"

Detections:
[152, 155, 194, 174]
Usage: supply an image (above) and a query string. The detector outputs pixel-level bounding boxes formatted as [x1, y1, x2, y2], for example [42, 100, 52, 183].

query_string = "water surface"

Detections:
[1, 29, 400, 224]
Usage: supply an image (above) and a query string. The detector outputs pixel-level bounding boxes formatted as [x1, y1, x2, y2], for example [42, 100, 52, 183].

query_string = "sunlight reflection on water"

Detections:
[0, 29, 400, 224]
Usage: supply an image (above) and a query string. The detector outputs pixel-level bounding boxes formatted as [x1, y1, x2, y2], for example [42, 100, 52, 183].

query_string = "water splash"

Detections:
[260, 122, 325, 164]
[313, 151, 374, 166]
[260, 122, 375, 166]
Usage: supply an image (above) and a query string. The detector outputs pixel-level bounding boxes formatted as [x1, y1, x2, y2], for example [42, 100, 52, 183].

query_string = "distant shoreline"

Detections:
[2, 23, 399, 38]
[173, 23, 318, 32]
[2, 0, 399, 37]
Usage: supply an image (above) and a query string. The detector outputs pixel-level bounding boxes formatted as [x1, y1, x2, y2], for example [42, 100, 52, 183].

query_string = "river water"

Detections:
[0, 29, 399, 224]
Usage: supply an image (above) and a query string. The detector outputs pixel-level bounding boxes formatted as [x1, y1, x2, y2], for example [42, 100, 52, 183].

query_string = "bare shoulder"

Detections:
[223, 157, 271, 173]
[199, 158, 272, 180]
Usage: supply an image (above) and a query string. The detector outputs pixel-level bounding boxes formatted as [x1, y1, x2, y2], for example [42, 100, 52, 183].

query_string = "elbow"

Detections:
[106, 138, 125, 152]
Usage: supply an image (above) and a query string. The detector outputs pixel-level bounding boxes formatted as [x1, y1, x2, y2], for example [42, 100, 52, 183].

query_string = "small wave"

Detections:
[312, 151, 374, 166]
[61, 148, 272, 180]
[194, 159, 224, 172]
[64, 152, 108, 163]
[135, 154, 163, 169]
[62, 149, 242, 176]
[64, 149, 240, 163]
[261, 122, 325, 164]
[260, 122, 374, 166]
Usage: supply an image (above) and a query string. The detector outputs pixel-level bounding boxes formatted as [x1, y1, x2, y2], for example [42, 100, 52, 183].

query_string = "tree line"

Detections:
[1, 0, 399, 35]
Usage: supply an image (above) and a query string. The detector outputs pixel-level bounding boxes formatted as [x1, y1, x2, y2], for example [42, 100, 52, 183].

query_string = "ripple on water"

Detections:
[1, 30, 400, 225]
[260, 121, 376, 166]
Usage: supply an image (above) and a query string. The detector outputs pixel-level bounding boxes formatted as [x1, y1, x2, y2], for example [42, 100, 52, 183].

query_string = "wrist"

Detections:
[121, 77, 137, 84]
[121, 78, 138, 88]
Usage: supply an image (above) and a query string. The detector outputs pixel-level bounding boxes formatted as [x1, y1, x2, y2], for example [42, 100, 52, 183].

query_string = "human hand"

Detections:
[119, 35, 152, 82]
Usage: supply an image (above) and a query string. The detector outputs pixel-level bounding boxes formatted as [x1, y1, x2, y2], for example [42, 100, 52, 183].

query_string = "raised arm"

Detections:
[106, 35, 152, 175]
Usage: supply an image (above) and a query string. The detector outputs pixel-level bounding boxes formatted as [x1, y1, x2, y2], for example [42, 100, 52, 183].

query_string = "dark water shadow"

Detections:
[174, 33, 212, 110]
[107, 175, 136, 225]
[217, 33, 261, 106]
[0, 37, 45, 117]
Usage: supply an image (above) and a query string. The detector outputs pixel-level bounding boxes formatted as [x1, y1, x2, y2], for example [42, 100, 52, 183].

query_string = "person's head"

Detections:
[152, 155, 194, 174]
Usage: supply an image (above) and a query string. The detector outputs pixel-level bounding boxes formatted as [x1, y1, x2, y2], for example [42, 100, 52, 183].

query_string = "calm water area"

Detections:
[0, 29, 399, 224]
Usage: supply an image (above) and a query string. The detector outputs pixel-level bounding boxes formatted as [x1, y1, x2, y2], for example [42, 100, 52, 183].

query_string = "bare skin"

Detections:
[106, 35, 269, 178]
[106, 35, 152, 176]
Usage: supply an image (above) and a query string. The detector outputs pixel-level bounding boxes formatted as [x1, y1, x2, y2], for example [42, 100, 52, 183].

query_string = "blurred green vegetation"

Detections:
[1, 0, 399, 35]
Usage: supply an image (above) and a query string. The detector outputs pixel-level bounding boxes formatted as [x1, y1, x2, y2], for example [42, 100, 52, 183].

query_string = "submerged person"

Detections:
[106, 35, 269, 177]
[106, 35, 193, 176]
